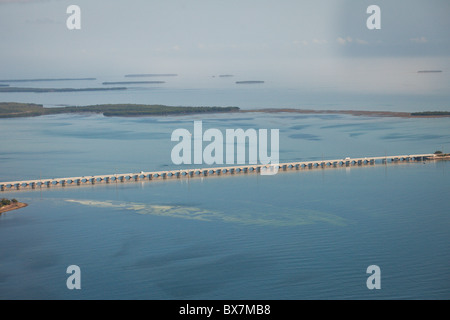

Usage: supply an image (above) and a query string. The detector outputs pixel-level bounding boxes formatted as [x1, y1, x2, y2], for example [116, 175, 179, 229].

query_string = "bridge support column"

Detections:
[135, 176, 139, 181]
[46, 181, 51, 188]
[1, 185, 5, 192]
[106, 177, 110, 183]
[148, 174, 153, 180]
[62, 181, 67, 187]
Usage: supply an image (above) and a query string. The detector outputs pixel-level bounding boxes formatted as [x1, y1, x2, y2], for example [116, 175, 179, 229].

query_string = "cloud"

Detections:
[292, 40, 309, 46]
[337, 37, 353, 45]
[337, 36, 368, 46]
[312, 39, 327, 45]
[336, 37, 346, 45]
[355, 39, 369, 45]
[410, 36, 428, 44]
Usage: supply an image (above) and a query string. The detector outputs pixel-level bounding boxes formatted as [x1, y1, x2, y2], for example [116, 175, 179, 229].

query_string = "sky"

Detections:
[0, 0, 449, 94]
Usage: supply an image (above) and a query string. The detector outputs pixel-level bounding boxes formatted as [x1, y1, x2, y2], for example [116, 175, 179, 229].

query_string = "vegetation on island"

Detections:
[0, 198, 27, 214]
[0, 102, 240, 118]
[0, 78, 96, 83]
[102, 81, 165, 85]
[0, 87, 126, 93]
[235, 81, 264, 84]
[434, 151, 450, 158]
[411, 111, 450, 116]
[125, 74, 177, 77]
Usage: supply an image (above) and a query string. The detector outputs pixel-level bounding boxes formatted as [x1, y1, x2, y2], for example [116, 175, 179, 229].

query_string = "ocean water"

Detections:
[1, 75, 450, 112]
[0, 80, 449, 300]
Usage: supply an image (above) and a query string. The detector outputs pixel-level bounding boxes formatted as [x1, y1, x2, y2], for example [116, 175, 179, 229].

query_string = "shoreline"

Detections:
[0, 202, 28, 214]
[241, 108, 450, 118]
[0, 103, 449, 119]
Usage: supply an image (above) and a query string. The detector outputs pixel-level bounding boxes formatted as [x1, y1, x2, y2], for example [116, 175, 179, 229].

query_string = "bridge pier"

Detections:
[1, 185, 5, 192]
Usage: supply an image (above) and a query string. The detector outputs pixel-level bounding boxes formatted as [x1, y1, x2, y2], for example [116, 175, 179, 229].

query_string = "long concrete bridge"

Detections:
[0, 154, 435, 192]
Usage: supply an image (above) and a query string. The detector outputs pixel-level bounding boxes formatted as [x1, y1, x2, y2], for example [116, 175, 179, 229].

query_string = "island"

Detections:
[102, 81, 165, 85]
[0, 78, 96, 83]
[236, 81, 265, 84]
[240, 108, 450, 118]
[0, 87, 126, 93]
[411, 111, 450, 116]
[417, 70, 442, 73]
[125, 74, 178, 77]
[0, 198, 27, 215]
[0, 103, 240, 118]
[434, 151, 450, 160]
[1, 103, 449, 119]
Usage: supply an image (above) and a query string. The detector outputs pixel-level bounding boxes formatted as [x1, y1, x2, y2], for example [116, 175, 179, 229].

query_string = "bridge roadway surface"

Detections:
[0, 154, 435, 192]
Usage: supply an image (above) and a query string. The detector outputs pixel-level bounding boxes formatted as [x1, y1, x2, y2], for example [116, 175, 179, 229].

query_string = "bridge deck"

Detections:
[0, 154, 435, 191]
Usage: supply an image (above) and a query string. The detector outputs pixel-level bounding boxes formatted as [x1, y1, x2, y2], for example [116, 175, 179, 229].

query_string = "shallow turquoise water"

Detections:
[0, 110, 449, 300]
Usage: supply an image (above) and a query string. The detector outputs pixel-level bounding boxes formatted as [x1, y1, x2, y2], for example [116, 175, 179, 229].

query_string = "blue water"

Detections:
[0, 81, 449, 300]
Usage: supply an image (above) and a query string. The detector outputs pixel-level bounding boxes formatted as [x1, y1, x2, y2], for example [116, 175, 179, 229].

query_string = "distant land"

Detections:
[125, 74, 178, 77]
[102, 81, 165, 85]
[0, 84, 9, 87]
[1, 103, 449, 119]
[219, 75, 234, 77]
[0, 78, 96, 83]
[0, 87, 126, 93]
[0, 103, 239, 118]
[417, 70, 443, 73]
[242, 108, 450, 118]
[236, 81, 264, 84]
